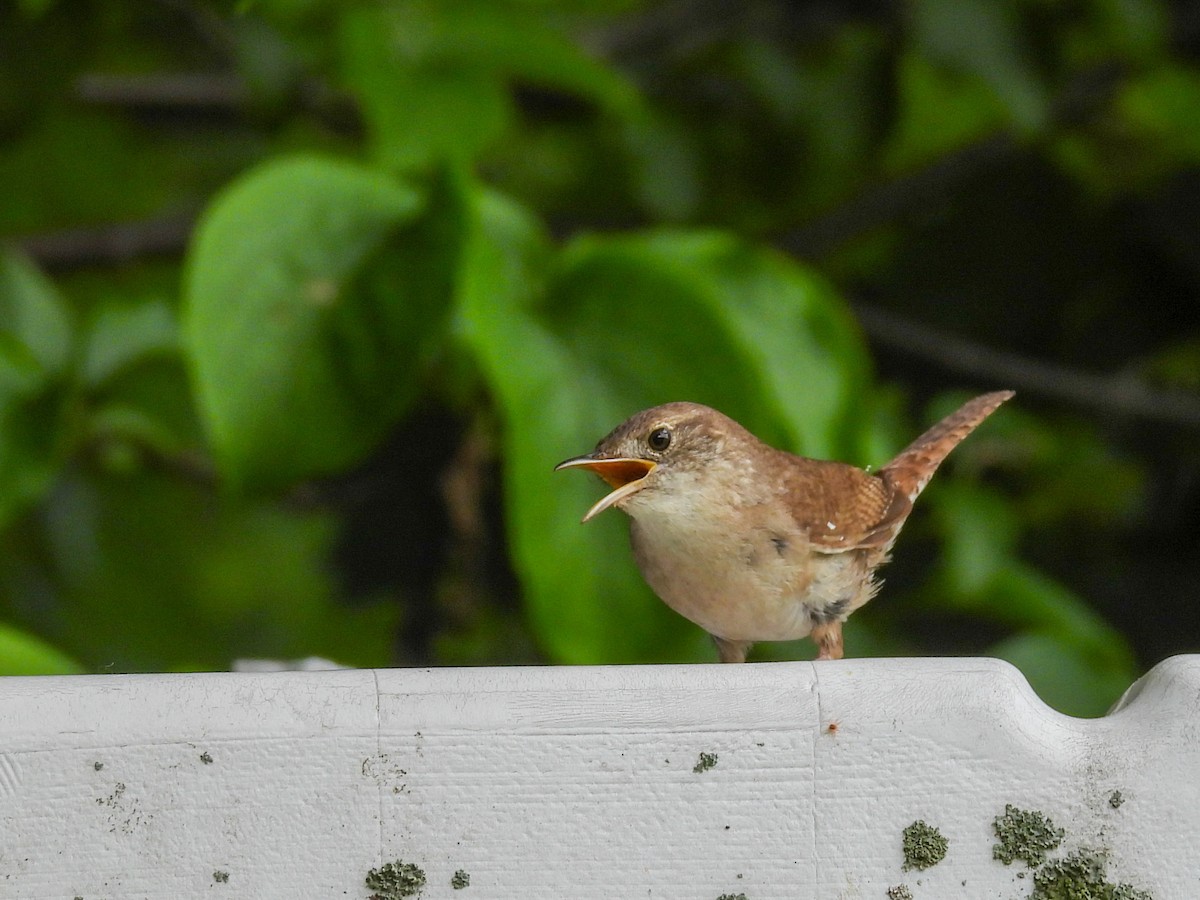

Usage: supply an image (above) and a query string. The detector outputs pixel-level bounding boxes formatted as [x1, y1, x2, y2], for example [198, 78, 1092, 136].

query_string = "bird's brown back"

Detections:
[779, 390, 1013, 555]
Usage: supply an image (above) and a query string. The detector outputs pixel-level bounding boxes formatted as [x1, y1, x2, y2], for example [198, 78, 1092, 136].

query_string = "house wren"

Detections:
[556, 391, 1013, 662]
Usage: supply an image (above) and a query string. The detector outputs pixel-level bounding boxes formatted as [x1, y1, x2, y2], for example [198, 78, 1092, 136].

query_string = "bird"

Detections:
[555, 391, 1013, 662]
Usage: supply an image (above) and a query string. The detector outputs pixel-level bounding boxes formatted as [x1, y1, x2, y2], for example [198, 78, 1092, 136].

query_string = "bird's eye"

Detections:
[647, 427, 672, 452]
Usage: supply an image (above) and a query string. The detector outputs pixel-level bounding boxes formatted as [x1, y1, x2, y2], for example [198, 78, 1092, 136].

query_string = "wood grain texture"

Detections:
[0, 658, 1195, 899]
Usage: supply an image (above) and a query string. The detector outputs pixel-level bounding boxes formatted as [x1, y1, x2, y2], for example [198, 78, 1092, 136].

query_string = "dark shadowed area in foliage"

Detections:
[1, 0, 1198, 716]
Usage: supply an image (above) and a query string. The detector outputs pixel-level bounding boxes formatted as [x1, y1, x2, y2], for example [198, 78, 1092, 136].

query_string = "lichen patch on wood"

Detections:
[365, 860, 427, 899]
[693, 751, 718, 774]
[1031, 850, 1152, 900]
[901, 820, 948, 871]
[992, 804, 1064, 867]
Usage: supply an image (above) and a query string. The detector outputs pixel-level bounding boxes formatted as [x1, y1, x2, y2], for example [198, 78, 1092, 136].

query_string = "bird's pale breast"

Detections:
[628, 505, 870, 643]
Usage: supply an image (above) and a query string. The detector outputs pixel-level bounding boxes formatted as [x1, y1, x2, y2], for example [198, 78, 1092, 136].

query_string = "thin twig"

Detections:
[852, 302, 1200, 429]
[14, 211, 198, 271]
[74, 73, 247, 109]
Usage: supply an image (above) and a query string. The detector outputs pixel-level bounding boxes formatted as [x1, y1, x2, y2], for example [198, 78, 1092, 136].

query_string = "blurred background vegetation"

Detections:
[2, 0, 1199, 716]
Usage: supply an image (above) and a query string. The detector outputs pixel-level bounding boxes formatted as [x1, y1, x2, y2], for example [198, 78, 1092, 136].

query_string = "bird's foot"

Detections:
[811, 622, 844, 661]
[712, 636, 753, 664]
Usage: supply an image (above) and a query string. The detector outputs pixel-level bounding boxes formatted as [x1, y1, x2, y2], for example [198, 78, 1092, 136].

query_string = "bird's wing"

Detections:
[780, 457, 912, 553]
[781, 391, 1014, 553]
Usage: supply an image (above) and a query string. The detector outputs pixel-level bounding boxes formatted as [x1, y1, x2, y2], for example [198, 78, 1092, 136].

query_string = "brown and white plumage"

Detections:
[556, 391, 1013, 662]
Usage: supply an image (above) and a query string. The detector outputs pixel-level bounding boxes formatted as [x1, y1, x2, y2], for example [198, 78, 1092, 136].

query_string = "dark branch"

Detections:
[852, 302, 1200, 430]
[15, 211, 198, 271]
[75, 73, 247, 109]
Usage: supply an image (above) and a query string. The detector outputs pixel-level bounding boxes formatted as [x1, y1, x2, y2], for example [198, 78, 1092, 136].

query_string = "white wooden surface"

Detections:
[0, 657, 1197, 899]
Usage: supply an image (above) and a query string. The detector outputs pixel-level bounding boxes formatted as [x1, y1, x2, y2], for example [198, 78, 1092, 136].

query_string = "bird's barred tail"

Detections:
[881, 390, 1014, 502]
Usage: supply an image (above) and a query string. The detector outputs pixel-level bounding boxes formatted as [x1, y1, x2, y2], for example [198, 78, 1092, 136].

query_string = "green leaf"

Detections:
[88, 356, 207, 467]
[1118, 65, 1200, 164]
[549, 232, 869, 459]
[339, 7, 511, 172]
[909, 0, 1048, 131]
[933, 480, 1019, 598]
[462, 207, 869, 663]
[546, 235, 781, 435]
[0, 249, 74, 525]
[990, 630, 1134, 717]
[339, 4, 637, 173]
[631, 234, 871, 460]
[883, 52, 1010, 174]
[983, 562, 1131, 669]
[0, 622, 83, 675]
[420, 6, 638, 114]
[621, 112, 702, 222]
[182, 155, 427, 490]
[457, 189, 699, 663]
[80, 298, 178, 388]
[0, 389, 68, 527]
[0, 247, 73, 382]
[457, 189, 667, 663]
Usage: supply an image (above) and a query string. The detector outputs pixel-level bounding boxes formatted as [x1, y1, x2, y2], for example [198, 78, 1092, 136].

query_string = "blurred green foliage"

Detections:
[3, 0, 1199, 716]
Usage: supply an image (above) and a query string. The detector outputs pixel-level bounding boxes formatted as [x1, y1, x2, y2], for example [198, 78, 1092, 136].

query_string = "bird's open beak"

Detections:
[554, 455, 657, 523]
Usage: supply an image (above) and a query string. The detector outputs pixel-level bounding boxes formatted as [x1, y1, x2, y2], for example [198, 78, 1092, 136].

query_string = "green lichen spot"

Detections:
[1032, 850, 1152, 900]
[451, 869, 470, 889]
[901, 820, 948, 871]
[1109, 790, 1124, 809]
[213, 870, 229, 883]
[993, 804, 1064, 867]
[366, 860, 427, 899]
[887, 887, 914, 900]
[1112, 888, 1155, 900]
[693, 751, 719, 774]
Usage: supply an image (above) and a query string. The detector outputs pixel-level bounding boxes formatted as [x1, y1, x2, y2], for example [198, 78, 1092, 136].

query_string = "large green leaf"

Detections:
[633, 234, 871, 460]
[548, 232, 869, 459]
[183, 155, 429, 490]
[339, 4, 636, 175]
[990, 630, 1134, 718]
[461, 205, 870, 662]
[456, 190, 686, 663]
[0, 622, 82, 675]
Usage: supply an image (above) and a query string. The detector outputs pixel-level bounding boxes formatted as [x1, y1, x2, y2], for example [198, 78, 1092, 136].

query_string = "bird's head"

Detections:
[554, 402, 744, 522]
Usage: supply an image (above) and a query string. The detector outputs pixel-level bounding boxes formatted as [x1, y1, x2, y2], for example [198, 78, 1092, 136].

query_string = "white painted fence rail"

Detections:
[1, 657, 1197, 899]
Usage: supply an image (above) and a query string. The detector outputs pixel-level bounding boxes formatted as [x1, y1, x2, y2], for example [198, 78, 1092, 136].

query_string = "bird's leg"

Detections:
[713, 636, 753, 664]
[811, 621, 844, 660]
